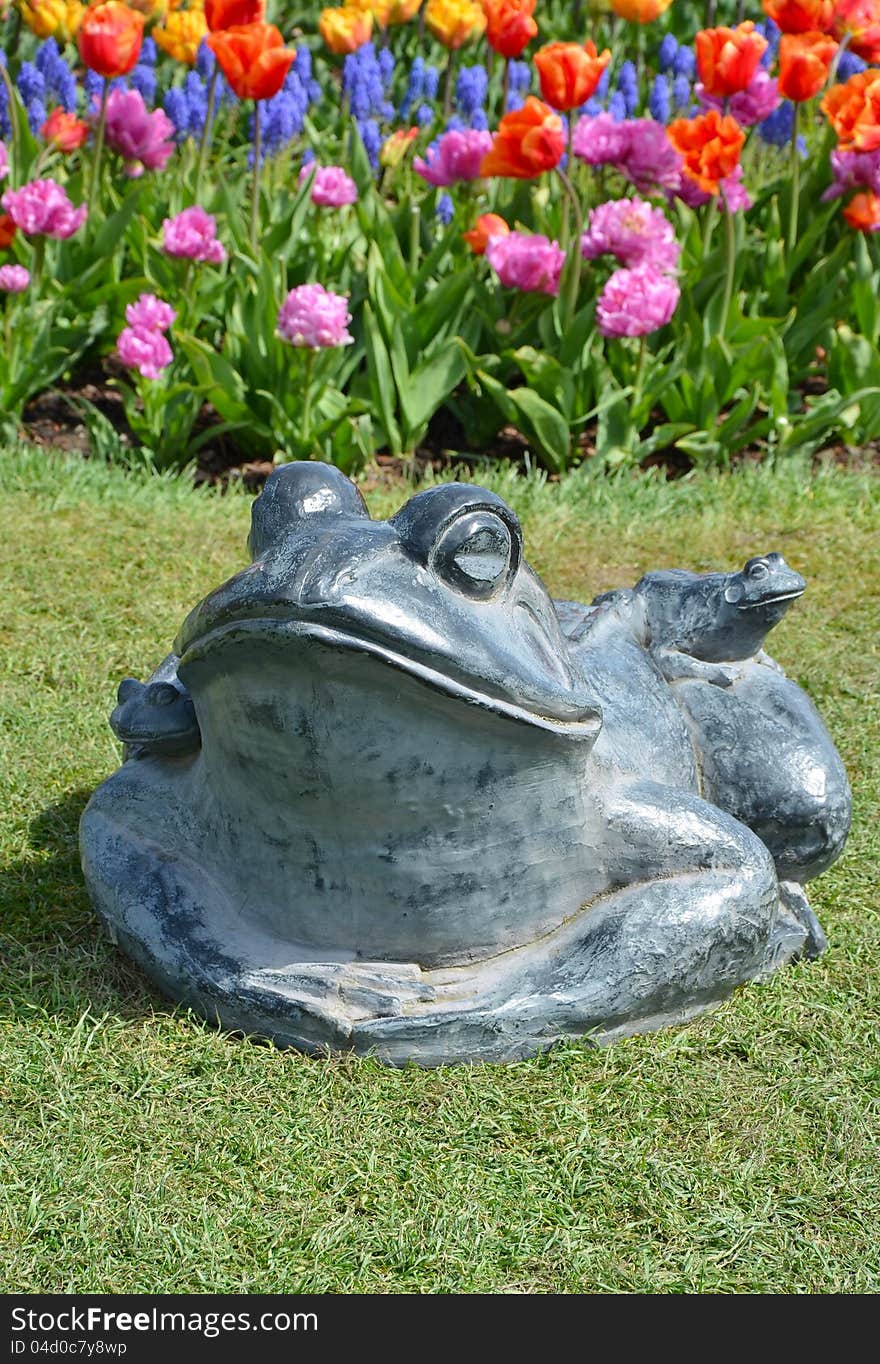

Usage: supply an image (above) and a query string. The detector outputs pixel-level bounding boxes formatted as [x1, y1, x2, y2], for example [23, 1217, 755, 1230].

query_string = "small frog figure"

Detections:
[598, 553, 808, 689]
[585, 553, 850, 957]
[110, 656, 200, 760]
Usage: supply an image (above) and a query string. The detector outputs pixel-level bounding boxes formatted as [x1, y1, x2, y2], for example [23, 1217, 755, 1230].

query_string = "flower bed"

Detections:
[1, 0, 880, 474]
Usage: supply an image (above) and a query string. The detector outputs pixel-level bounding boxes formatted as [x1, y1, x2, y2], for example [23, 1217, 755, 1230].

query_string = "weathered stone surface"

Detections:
[80, 463, 851, 1065]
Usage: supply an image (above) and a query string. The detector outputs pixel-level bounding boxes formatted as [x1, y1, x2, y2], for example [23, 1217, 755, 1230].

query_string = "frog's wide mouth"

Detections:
[737, 588, 805, 610]
[179, 616, 603, 743]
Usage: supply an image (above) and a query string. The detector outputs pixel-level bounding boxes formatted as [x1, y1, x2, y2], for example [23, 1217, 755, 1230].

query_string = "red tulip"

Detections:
[205, 0, 264, 32]
[77, 2, 144, 80]
[206, 22, 296, 101]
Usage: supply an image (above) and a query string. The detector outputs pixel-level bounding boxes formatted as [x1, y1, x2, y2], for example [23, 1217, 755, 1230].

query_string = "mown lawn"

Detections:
[1, 448, 878, 1294]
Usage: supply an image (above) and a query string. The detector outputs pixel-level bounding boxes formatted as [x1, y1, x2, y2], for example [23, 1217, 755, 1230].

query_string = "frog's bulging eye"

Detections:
[747, 559, 770, 580]
[431, 511, 516, 599]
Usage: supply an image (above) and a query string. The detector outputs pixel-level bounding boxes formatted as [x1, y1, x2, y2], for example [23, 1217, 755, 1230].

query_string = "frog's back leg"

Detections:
[672, 667, 851, 883]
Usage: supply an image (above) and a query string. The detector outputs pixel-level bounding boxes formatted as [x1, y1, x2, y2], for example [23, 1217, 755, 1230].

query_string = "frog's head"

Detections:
[723, 553, 806, 622]
[175, 463, 601, 742]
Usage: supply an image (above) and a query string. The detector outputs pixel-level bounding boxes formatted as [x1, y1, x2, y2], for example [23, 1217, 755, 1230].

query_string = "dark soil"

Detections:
[17, 360, 880, 492]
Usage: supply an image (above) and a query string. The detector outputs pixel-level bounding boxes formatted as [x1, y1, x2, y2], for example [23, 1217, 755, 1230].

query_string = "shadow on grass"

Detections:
[0, 787, 173, 1027]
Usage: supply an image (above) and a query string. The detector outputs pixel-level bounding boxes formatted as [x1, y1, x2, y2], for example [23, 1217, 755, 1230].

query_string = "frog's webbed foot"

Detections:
[755, 648, 787, 676]
[652, 646, 746, 689]
[778, 882, 827, 959]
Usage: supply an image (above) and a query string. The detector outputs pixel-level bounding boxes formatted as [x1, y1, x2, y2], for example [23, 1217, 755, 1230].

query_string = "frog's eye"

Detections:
[746, 559, 770, 580]
[149, 683, 181, 707]
[431, 511, 517, 599]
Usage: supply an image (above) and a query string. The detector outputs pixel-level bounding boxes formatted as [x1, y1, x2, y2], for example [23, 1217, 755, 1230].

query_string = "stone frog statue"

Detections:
[79, 463, 851, 1066]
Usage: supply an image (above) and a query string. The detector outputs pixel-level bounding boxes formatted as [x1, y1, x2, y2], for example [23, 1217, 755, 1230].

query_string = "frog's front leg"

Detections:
[651, 645, 745, 689]
[356, 783, 782, 1065]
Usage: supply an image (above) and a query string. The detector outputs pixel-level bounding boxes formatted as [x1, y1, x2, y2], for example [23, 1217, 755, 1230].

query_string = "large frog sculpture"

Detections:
[80, 463, 851, 1065]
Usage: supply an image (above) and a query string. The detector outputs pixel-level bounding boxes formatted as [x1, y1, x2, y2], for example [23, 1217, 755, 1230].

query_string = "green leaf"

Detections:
[363, 304, 403, 455]
[477, 371, 571, 472]
[400, 339, 467, 439]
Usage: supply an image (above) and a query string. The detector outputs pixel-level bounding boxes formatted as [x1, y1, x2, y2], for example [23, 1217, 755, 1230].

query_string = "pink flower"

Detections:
[719, 165, 753, 213]
[277, 284, 353, 348]
[573, 115, 684, 194]
[1, 178, 87, 238]
[674, 164, 753, 214]
[0, 141, 8, 182]
[162, 206, 226, 264]
[0, 264, 30, 293]
[116, 325, 173, 380]
[125, 292, 176, 332]
[619, 119, 685, 194]
[823, 147, 880, 201]
[104, 89, 174, 178]
[697, 70, 780, 127]
[582, 197, 681, 274]
[486, 231, 565, 296]
[573, 112, 629, 166]
[298, 164, 358, 207]
[414, 129, 494, 186]
[596, 264, 680, 338]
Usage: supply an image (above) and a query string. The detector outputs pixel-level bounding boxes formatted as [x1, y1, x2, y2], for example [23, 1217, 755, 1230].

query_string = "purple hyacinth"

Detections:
[649, 75, 670, 125]
[672, 47, 695, 80]
[658, 33, 678, 73]
[823, 148, 880, 201]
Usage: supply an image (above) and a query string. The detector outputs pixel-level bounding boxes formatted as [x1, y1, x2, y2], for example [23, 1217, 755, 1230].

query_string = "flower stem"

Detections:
[302, 348, 315, 453]
[562, 115, 575, 250]
[0, 61, 22, 188]
[787, 101, 800, 259]
[556, 166, 584, 329]
[250, 101, 261, 258]
[633, 334, 648, 413]
[194, 65, 219, 205]
[443, 53, 455, 118]
[502, 58, 510, 116]
[719, 189, 736, 336]
[87, 79, 110, 231]
[31, 236, 45, 294]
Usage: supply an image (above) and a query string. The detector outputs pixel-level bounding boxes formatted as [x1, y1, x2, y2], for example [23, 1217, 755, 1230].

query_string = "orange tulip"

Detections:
[354, 0, 392, 24]
[534, 40, 611, 111]
[833, 0, 880, 64]
[463, 213, 509, 254]
[667, 108, 746, 194]
[778, 31, 838, 102]
[822, 70, 880, 150]
[206, 21, 295, 99]
[0, 214, 17, 249]
[205, 0, 263, 30]
[483, 0, 537, 60]
[386, 0, 422, 21]
[610, 0, 672, 22]
[762, 0, 835, 33]
[77, 1, 144, 79]
[480, 96, 565, 178]
[42, 107, 90, 150]
[424, 0, 486, 50]
[319, 5, 373, 53]
[695, 23, 768, 98]
[843, 188, 880, 229]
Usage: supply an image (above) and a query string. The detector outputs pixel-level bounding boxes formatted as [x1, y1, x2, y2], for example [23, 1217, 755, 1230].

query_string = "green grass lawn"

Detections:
[1, 448, 878, 1294]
